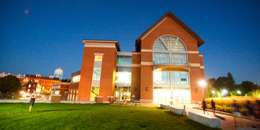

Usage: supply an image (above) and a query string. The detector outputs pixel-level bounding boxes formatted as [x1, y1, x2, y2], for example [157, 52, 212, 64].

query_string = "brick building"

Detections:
[75, 11, 206, 103]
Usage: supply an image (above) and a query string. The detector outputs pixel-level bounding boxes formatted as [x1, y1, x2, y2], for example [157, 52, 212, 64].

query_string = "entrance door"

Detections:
[174, 93, 186, 103]
[116, 91, 131, 101]
[154, 90, 170, 103]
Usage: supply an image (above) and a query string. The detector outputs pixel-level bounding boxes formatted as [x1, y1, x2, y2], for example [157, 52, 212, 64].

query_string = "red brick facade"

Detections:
[76, 11, 206, 103]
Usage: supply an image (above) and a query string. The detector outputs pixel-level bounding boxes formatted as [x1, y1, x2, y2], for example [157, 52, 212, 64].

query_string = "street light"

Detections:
[221, 89, 227, 97]
[237, 90, 241, 95]
[199, 80, 207, 99]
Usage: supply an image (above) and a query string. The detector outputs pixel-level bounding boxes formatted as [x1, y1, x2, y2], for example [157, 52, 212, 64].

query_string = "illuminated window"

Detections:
[116, 72, 131, 83]
[94, 55, 103, 61]
[153, 71, 170, 84]
[28, 89, 30, 92]
[72, 75, 81, 82]
[92, 67, 101, 80]
[172, 72, 189, 84]
[90, 87, 99, 101]
[55, 90, 60, 95]
[117, 55, 132, 64]
[28, 84, 31, 88]
[153, 35, 187, 65]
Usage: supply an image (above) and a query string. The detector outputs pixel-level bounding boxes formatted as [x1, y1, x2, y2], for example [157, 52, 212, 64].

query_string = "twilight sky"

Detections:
[0, 0, 259, 84]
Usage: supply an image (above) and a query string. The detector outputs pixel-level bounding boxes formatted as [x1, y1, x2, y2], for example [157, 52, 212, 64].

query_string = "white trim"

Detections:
[82, 40, 118, 43]
[141, 49, 153, 52]
[141, 62, 153, 65]
[117, 64, 132, 67]
[141, 17, 167, 40]
[199, 54, 203, 57]
[117, 52, 132, 56]
[190, 63, 200, 67]
[132, 64, 140, 67]
[188, 51, 199, 54]
[94, 53, 104, 55]
[84, 43, 116, 48]
[200, 66, 204, 69]
[132, 52, 141, 55]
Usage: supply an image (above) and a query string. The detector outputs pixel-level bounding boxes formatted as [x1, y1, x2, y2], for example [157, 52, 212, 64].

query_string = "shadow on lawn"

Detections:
[36, 108, 91, 112]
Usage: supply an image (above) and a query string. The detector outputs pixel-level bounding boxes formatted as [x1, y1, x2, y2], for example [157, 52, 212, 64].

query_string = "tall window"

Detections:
[153, 35, 187, 65]
[116, 67, 132, 83]
[92, 67, 101, 80]
[95, 55, 103, 61]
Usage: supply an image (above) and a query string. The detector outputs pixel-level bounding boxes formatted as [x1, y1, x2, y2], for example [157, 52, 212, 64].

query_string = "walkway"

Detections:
[125, 103, 260, 130]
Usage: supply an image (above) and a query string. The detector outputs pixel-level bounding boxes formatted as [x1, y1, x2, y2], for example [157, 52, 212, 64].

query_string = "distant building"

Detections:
[21, 74, 61, 93]
[51, 70, 80, 101]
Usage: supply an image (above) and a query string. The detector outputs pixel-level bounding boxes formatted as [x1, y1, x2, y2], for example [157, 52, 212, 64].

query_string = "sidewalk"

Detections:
[125, 103, 260, 130]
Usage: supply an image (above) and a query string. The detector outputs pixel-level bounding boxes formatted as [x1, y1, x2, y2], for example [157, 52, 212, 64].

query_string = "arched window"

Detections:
[153, 35, 187, 65]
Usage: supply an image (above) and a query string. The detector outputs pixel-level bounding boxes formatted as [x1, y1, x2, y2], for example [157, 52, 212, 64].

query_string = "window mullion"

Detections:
[159, 37, 168, 50]
[170, 37, 179, 50]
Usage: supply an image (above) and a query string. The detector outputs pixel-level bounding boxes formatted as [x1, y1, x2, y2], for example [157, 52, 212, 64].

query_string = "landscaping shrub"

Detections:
[205, 96, 260, 116]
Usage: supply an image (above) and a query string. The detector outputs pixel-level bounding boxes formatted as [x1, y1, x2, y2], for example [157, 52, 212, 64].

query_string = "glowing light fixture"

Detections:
[212, 90, 215, 94]
[237, 90, 241, 94]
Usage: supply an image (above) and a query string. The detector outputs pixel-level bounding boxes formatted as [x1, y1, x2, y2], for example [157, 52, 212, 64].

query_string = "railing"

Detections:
[153, 58, 189, 65]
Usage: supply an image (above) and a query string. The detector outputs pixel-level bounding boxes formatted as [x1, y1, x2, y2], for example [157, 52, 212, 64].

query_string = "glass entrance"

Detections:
[114, 86, 131, 101]
[174, 93, 186, 103]
[154, 89, 170, 103]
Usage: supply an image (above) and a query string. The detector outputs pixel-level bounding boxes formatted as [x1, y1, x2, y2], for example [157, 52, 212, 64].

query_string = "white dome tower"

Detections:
[54, 68, 63, 80]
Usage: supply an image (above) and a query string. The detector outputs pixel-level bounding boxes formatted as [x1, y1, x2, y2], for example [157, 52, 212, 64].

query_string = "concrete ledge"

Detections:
[188, 112, 221, 129]
[170, 106, 186, 116]
[160, 104, 170, 109]
[60, 101, 95, 104]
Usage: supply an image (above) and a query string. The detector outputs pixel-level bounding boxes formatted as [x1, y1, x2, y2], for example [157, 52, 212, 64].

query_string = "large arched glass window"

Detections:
[153, 35, 187, 64]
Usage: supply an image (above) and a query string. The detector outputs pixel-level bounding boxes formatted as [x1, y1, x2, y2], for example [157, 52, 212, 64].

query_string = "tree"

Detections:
[207, 78, 221, 98]
[0, 75, 21, 93]
[240, 81, 259, 94]
[213, 72, 236, 96]
[230, 90, 237, 97]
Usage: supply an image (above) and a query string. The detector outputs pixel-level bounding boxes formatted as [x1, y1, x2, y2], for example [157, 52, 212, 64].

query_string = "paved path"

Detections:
[125, 103, 260, 130]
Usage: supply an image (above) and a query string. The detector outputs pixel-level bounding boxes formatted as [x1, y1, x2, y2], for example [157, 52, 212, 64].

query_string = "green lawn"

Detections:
[0, 103, 220, 130]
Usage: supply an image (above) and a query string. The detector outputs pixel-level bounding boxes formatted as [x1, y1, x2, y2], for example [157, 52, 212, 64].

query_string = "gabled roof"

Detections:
[135, 11, 205, 48]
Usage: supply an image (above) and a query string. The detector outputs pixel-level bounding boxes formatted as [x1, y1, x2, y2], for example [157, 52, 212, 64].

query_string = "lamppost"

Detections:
[212, 90, 215, 98]
[199, 80, 207, 99]
[221, 90, 227, 97]
[237, 90, 241, 95]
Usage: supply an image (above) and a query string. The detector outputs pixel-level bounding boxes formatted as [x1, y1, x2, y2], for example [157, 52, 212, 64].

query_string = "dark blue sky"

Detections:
[0, 0, 259, 84]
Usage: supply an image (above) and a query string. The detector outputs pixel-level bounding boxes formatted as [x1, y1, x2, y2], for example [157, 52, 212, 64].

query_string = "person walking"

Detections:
[211, 99, 216, 116]
[232, 100, 241, 127]
[202, 99, 206, 114]
[29, 91, 36, 113]
[255, 100, 260, 119]
[244, 100, 256, 128]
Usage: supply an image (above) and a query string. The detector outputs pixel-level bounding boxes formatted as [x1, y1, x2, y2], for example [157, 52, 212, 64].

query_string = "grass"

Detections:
[0, 103, 220, 130]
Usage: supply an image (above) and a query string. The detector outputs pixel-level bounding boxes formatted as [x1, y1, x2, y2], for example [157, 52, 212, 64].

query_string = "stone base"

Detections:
[95, 96, 103, 104]
[160, 104, 170, 109]
[51, 95, 61, 103]
[188, 112, 221, 129]
[170, 106, 186, 116]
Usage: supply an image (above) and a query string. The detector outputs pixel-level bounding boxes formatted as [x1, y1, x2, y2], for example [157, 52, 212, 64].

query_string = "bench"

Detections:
[170, 106, 186, 116]
[131, 100, 142, 106]
[188, 112, 221, 129]
[160, 104, 170, 109]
